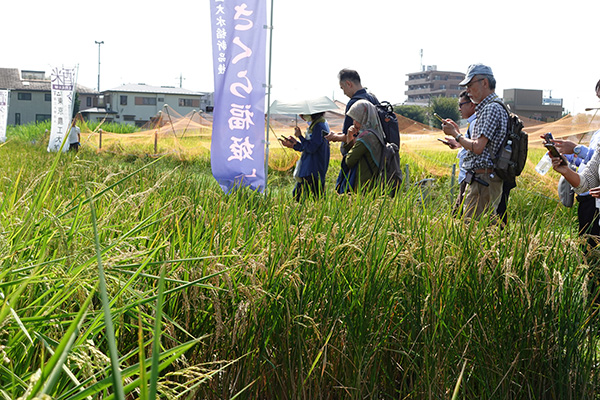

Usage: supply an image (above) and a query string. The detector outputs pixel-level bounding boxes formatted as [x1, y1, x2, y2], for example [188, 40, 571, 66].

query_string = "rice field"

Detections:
[0, 123, 598, 399]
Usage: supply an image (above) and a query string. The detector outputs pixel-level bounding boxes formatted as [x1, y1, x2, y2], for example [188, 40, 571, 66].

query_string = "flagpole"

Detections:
[71, 64, 79, 122]
[264, 0, 274, 193]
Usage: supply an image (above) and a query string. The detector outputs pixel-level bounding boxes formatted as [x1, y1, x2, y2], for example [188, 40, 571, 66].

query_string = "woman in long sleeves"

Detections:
[280, 112, 330, 200]
[337, 99, 385, 192]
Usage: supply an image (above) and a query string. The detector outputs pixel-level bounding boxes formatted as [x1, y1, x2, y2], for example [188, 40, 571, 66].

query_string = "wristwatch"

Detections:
[455, 134, 463, 142]
[573, 145, 582, 156]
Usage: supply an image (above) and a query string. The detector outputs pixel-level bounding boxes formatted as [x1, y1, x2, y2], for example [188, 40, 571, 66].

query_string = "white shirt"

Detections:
[68, 126, 80, 144]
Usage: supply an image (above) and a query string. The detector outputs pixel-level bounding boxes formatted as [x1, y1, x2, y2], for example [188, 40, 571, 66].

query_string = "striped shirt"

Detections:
[462, 93, 508, 171]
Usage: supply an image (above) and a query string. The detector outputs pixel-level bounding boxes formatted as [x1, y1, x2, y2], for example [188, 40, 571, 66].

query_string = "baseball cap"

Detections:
[459, 64, 494, 86]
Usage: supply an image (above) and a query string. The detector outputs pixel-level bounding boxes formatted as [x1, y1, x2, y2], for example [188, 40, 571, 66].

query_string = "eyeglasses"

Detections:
[459, 101, 471, 108]
[465, 78, 485, 89]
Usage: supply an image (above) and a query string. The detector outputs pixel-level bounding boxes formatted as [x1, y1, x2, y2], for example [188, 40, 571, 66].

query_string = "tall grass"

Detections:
[84, 121, 140, 134]
[0, 124, 597, 399]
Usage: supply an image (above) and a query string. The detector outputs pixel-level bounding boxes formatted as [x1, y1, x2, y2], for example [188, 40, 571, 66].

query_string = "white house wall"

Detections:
[8, 90, 51, 125]
[103, 91, 209, 126]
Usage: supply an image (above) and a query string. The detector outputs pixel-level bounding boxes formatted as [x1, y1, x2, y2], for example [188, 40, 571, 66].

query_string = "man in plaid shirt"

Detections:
[442, 64, 508, 219]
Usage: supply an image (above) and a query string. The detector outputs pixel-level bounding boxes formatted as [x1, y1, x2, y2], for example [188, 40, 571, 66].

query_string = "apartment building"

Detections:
[404, 66, 465, 105]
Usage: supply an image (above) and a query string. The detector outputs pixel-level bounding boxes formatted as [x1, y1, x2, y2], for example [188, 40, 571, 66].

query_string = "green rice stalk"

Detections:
[148, 264, 167, 400]
[26, 288, 94, 399]
[60, 339, 200, 400]
[88, 190, 125, 400]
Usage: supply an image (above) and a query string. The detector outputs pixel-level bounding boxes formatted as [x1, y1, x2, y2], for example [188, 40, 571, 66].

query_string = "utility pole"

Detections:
[176, 73, 186, 88]
[95, 40, 104, 91]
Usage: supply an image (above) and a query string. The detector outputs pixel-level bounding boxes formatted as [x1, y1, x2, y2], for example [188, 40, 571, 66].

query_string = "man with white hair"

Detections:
[442, 64, 508, 219]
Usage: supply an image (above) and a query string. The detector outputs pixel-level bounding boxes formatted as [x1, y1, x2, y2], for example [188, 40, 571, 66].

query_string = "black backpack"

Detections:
[492, 100, 527, 181]
[376, 101, 400, 147]
[378, 141, 403, 196]
[368, 129, 403, 197]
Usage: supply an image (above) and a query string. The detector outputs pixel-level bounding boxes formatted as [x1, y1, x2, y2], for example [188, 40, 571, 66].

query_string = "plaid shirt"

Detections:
[463, 93, 508, 171]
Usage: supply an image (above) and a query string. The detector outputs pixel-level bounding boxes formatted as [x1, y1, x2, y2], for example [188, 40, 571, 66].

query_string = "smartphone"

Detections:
[544, 143, 566, 165]
[543, 132, 554, 144]
[437, 138, 449, 145]
[433, 113, 444, 122]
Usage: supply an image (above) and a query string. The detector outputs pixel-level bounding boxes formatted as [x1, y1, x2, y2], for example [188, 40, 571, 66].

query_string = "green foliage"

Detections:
[7, 120, 51, 142]
[394, 104, 428, 124]
[72, 92, 80, 118]
[86, 121, 140, 134]
[0, 132, 597, 399]
[429, 96, 461, 129]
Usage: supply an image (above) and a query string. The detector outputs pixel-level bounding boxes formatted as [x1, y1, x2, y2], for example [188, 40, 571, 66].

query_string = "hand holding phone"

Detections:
[437, 138, 449, 145]
[433, 113, 444, 123]
[545, 143, 566, 165]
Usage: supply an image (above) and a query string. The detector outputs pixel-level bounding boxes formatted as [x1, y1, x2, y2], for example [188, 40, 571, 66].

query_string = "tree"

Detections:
[72, 92, 80, 118]
[394, 105, 428, 124]
[429, 97, 460, 129]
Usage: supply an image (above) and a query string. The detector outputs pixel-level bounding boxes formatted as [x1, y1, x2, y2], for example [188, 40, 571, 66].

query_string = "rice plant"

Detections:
[0, 123, 597, 399]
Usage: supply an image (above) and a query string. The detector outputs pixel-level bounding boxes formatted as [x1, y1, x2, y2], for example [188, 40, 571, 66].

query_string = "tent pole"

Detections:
[264, 0, 274, 193]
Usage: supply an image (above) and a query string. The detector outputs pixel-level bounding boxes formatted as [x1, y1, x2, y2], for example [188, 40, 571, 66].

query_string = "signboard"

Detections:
[0, 90, 8, 143]
[210, 0, 267, 193]
[48, 66, 77, 152]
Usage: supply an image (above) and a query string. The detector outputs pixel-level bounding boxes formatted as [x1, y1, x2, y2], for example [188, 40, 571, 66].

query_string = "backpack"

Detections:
[492, 100, 527, 181]
[365, 128, 402, 196]
[376, 101, 400, 147]
[377, 141, 403, 196]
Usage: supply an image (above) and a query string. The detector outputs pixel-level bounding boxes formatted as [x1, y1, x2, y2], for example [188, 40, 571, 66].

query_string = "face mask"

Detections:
[302, 115, 312, 123]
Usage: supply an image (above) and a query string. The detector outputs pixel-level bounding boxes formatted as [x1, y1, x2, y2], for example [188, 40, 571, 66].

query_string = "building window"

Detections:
[120, 95, 128, 105]
[45, 93, 51, 101]
[179, 98, 200, 107]
[86, 97, 92, 107]
[36, 114, 51, 122]
[135, 97, 157, 105]
[123, 115, 135, 121]
[158, 97, 164, 102]
[18, 93, 32, 101]
[15, 113, 21, 125]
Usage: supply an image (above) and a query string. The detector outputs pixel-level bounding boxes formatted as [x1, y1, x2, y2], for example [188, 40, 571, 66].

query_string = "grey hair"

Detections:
[478, 74, 496, 90]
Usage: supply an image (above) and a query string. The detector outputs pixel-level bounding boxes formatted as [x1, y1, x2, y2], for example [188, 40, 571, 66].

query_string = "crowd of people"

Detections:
[282, 65, 514, 220]
[281, 66, 600, 246]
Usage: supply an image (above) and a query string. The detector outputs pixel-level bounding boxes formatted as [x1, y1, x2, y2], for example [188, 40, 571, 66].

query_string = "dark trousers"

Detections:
[452, 180, 468, 217]
[496, 178, 516, 226]
[578, 195, 600, 305]
[293, 175, 323, 202]
[578, 195, 600, 250]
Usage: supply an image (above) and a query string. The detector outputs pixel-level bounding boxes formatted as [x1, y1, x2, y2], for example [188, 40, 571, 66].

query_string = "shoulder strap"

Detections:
[492, 99, 512, 122]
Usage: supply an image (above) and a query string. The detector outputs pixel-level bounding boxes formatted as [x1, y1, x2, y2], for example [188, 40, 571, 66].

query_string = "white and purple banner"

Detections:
[0, 90, 8, 143]
[210, 0, 267, 193]
[48, 66, 77, 152]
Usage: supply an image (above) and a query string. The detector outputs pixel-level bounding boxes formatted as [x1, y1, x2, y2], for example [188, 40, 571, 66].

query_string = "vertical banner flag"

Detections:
[48, 66, 77, 152]
[210, 0, 267, 193]
[0, 90, 8, 143]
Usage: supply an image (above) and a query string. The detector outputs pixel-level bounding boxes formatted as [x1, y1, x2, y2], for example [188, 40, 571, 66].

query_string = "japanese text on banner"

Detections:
[210, 0, 267, 193]
[48, 66, 77, 152]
